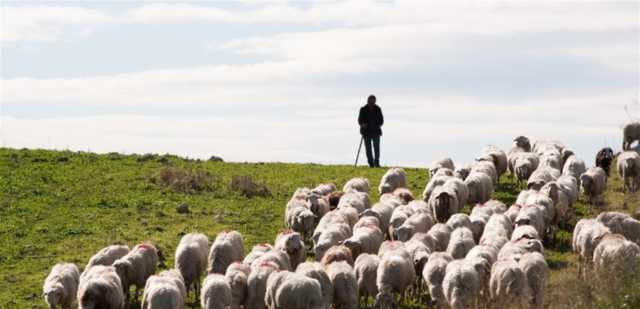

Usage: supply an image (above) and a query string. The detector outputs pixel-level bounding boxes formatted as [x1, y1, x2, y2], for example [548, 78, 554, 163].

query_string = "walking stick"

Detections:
[354, 136, 364, 167]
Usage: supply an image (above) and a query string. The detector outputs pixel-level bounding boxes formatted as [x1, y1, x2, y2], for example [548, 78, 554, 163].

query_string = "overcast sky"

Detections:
[1, 1, 638, 167]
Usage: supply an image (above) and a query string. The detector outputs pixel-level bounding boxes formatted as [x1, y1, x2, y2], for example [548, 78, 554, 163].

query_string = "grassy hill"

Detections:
[1, 147, 638, 308]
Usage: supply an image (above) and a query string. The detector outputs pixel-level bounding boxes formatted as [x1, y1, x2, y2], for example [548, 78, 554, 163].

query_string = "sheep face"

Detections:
[433, 191, 455, 223]
[514, 163, 531, 181]
[413, 251, 430, 275]
[282, 233, 303, 256]
[295, 210, 316, 234]
[43, 288, 61, 309]
[540, 182, 559, 205]
[374, 291, 397, 309]
[580, 175, 593, 194]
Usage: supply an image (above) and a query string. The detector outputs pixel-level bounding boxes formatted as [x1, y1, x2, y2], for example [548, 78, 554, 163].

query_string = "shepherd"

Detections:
[358, 95, 384, 168]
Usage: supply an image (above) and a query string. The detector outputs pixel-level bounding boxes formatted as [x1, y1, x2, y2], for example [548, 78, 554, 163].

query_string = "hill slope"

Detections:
[1, 148, 638, 308]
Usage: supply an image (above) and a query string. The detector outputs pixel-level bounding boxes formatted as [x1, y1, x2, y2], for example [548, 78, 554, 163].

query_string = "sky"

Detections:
[1, 1, 639, 168]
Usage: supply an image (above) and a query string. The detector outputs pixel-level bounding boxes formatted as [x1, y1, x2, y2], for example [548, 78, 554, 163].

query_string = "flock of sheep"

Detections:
[40, 122, 640, 309]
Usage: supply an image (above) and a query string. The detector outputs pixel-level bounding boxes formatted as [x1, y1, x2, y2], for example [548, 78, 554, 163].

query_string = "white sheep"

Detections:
[353, 215, 380, 230]
[572, 218, 611, 275]
[312, 210, 351, 245]
[375, 246, 416, 309]
[274, 230, 306, 270]
[562, 155, 586, 185]
[508, 152, 539, 185]
[498, 238, 544, 262]
[514, 205, 547, 241]
[361, 202, 394, 234]
[489, 259, 530, 309]
[325, 261, 358, 309]
[518, 252, 549, 309]
[285, 203, 317, 238]
[379, 193, 405, 208]
[225, 263, 250, 309]
[343, 224, 384, 258]
[312, 183, 337, 196]
[394, 212, 435, 242]
[243, 243, 273, 266]
[208, 230, 245, 274]
[392, 187, 415, 204]
[596, 211, 640, 245]
[427, 223, 453, 252]
[527, 167, 560, 190]
[617, 151, 640, 193]
[622, 121, 640, 150]
[265, 271, 324, 309]
[446, 227, 476, 259]
[470, 160, 498, 185]
[250, 250, 291, 272]
[295, 262, 333, 309]
[593, 233, 640, 280]
[442, 259, 480, 309]
[320, 245, 354, 267]
[430, 157, 456, 176]
[308, 192, 331, 221]
[388, 205, 415, 237]
[478, 145, 508, 179]
[83, 245, 130, 276]
[404, 237, 432, 274]
[77, 265, 125, 309]
[43, 263, 80, 309]
[465, 172, 494, 205]
[113, 243, 159, 301]
[422, 174, 453, 202]
[379, 167, 408, 194]
[201, 273, 232, 309]
[446, 213, 472, 231]
[466, 245, 498, 267]
[480, 214, 513, 246]
[343, 177, 370, 193]
[454, 163, 473, 181]
[580, 166, 608, 205]
[175, 232, 209, 297]
[428, 182, 461, 223]
[511, 225, 541, 241]
[246, 261, 279, 309]
[141, 269, 187, 309]
[422, 252, 453, 307]
[353, 254, 380, 304]
[314, 224, 351, 262]
[337, 191, 370, 214]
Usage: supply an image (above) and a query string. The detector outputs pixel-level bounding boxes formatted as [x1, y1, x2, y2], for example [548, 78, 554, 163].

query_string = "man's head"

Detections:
[367, 95, 376, 106]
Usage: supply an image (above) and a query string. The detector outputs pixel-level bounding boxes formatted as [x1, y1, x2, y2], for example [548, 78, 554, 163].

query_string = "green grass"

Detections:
[1, 147, 638, 308]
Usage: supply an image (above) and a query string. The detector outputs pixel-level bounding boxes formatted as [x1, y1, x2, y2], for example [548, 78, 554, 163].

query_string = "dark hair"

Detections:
[367, 95, 376, 104]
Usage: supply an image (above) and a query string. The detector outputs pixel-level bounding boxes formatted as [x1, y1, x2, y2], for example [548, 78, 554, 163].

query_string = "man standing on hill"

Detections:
[358, 95, 384, 168]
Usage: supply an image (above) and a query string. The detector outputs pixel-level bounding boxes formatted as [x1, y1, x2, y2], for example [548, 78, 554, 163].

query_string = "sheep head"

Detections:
[43, 286, 62, 309]
[374, 290, 397, 309]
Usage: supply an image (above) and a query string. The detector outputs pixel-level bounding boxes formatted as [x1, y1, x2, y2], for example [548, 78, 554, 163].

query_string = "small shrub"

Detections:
[148, 167, 220, 193]
[229, 175, 270, 198]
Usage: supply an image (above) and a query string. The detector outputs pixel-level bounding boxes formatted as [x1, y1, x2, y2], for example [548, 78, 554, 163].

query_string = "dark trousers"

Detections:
[363, 135, 380, 167]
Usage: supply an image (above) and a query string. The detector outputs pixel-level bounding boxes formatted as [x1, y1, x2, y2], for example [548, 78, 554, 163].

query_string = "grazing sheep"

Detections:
[430, 157, 455, 177]
[442, 259, 480, 309]
[407, 199, 432, 215]
[208, 230, 245, 274]
[516, 191, 556, 231]
[572, 219, 612, 274]
[201, 273, 232, 309]
[285, 203, 317, 238]
[141, 269, 187, 309]
[433, 167, 455, 177]
[243, 244, 273, 266]
[314, 224, 351, 262]
[275, 230, 306, 270]
[479, 214, 513, 250]
[446, 227, 476, 259]
[361, 203, 394, 236]
[593, 233, 640, 279]
[225, 263, 250, 309]
[498, 238, 545, 262]
[354, 254, 380, 304]
[446, 213, 472, 231]
[337, 191, 370, 214]
[312, 183, 336, 196]
[527, 167, 560, 190]
[422, 252, 454, 307]
[596, 211, 640, 245]
[562, 155, 586, 185]
[246, 261, 279, 309]
[375, 247, 416, 309]
[113, 243, 159, 301]
[295, 262, 333, 309]
[518, 252, 549, 309]
[538, 149, 563, 171]
[312, 211, 352, 247]
[404, 237, 432, 274]
[320, 245, 354, 267]
[264, 271, 324, 309]
[325, 261, 358, 309]
[336, 206, 360, 227]
[389, 205, 415, 237]
[511, 225, 541, 241]
[595, 147, 615, 176]
[466, 245, 498, 266]
[353, 215, 381, 230]
[471, 160, 498, 185]
[379, 167, 408, 194]
[343, 177, 370, 193]
[479, 145, 508, 179]
[580, 167, 608, 205]
[343, 224, 384, 258]
[83, 245, 130, 275]
[77, 265, 125, 309]
[489, 259, 530, 309]
[622, 121, 640, 150]
[427, 223, 453, 252]
[308, 193, 331, 221]
[509, 152, 540, 185]
[250, 250, 291, 272]
[422, 174, 453, 202]
[454, 163, 473, 181]
[514, 205, 547, 241]
[617, 151, 640, 193]
[394, 212, 435, 242]
[175, 233, 209, 298]
[465, 172, 494, 205]
[43, 263, 80, 309]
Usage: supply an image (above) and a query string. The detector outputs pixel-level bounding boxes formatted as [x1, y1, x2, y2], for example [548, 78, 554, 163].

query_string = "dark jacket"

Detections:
[358, 104, 384, 137]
